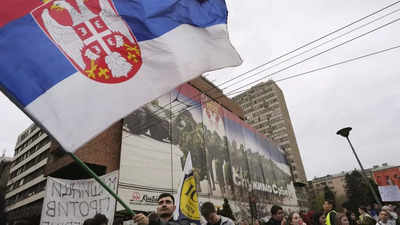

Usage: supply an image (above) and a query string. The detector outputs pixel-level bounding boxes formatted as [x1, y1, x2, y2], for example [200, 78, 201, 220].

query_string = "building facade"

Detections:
[308, 172, 348, 207]
[0, 156, 12, 190]
[308, 163, 397, 209]
[232, 80, 308, 208]
[5, 124, 52, 224]
[232, 80, 306, 184]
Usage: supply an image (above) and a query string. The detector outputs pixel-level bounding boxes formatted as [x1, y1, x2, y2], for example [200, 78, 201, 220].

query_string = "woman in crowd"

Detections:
[349, 212, 358, 225]
[287, 212, 307, 225]
[336, 213, 350, 225]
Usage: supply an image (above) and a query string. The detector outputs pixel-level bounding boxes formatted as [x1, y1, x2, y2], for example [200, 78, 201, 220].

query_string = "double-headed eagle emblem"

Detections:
[32, 0, 142, 83]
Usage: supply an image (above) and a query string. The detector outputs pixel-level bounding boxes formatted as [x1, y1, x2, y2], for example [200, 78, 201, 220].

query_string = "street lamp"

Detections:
[336, 127, 382, 206]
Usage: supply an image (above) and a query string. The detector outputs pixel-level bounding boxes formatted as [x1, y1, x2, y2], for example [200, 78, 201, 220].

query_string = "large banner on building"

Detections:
[40, 171, 118, 225]
[221, 107, 297, 221]
[119, 84, 298, 220]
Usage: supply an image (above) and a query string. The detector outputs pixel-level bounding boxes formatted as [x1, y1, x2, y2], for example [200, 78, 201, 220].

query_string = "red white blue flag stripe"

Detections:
[0, 0, 241, 152]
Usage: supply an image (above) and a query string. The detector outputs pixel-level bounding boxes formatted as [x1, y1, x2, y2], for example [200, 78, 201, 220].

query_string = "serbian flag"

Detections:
[174, 152, 201, 225]
[0, 0, 241, 152]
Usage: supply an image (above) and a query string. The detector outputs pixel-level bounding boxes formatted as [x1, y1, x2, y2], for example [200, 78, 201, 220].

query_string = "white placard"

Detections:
[40, 171, 119, 225]
[378, 185, 400, 202]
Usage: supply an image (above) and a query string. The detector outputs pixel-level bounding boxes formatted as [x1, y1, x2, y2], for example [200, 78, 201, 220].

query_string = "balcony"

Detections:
[6, 191, 45, 212]
[6, 175, 46, 199]
[8, 157, 48, 186]
[10, 140, 50, 173]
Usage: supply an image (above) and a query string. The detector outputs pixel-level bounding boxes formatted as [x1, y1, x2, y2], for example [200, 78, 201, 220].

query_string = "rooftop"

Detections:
[310, 163, 398, 182]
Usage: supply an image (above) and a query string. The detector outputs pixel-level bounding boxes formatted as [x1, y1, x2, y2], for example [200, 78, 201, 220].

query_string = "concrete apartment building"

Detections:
[231, 80, 309, 209]
[232, 80, 306, 184]
[5, 124, 51, 224]
[0, 155, 12, 189]
[308, 171, 348, 204]
[308, 163, 397, 207]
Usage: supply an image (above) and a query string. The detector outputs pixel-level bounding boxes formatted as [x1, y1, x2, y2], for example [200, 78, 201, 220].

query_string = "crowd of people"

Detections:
[254, 201, 400, 225]
[131, 192, 399, 225]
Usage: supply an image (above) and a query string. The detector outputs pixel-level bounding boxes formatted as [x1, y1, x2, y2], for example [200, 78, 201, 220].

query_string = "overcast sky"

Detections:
[1, 0, 399, 180]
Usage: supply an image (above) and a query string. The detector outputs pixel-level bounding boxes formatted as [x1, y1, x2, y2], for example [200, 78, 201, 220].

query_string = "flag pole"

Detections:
[67, 152, 136, 216]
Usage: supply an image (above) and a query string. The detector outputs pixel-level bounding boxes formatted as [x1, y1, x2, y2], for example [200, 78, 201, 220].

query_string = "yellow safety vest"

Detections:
[326, 210, 337, 225]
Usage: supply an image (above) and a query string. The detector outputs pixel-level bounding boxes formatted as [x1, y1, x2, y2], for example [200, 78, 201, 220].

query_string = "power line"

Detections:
[226, 43, 400, 96]
[222, 16, 400, 96]
[126, 1, 400, 132]
[133, 20, 400, 134]
[274, 44, 400, 83]
[176, 43, 400, 118]
[214, 0, 400, 88]
[142, 0, 400, 121]
[219, 7, 400, 89]
[129, 41, 400, 134]
[131, 12, 400, 134]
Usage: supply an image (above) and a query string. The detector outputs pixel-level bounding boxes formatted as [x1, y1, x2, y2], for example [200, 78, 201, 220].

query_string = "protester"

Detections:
[239, 219, 250, 225]
[220, 198, 235, 221]
[381, 206, 397, 225]
[312, 212, 326, 225]
[303, 211, 314, 225]
[323, 200, 336, 225]
[373, 204, 382, 221]
[83, 218, 94, 225]
[368, 206, 378, 221]
[262, 205, 285, 225]
[349, 212, 357, 225]
[358, 206, 376, 225]
[93, 214, 109, 225]
[376, 210, 390, 225]
[335, 213, 350, 225]
[133, 193, 189, 225]
[200, 201, 235, 225]
[287, 212, 307, 225]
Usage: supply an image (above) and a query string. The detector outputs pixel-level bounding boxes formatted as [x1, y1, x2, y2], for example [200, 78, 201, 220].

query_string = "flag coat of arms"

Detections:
[174, 152, 201, 225]
[0, 0, 241, 152]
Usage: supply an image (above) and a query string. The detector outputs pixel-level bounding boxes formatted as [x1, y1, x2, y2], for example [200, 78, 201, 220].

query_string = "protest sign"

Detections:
[40, 171, 118, 225]
[378, 185, 400, 202]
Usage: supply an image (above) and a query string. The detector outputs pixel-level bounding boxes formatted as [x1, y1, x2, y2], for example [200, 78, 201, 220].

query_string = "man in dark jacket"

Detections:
[262, 205, 284, 225]
[133, 193, 189, 225]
